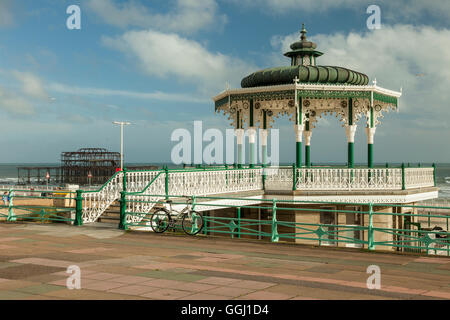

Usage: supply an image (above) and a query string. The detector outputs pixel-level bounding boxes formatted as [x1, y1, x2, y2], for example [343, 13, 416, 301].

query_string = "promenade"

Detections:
[0, 223, 449, 300]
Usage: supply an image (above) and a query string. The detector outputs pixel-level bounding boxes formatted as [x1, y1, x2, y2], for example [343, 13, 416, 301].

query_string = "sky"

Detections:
[0, 0, 449, 164]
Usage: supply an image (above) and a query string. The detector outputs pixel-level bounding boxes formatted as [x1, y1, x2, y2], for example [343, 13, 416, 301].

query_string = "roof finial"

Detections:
[300, 23, 307, 41]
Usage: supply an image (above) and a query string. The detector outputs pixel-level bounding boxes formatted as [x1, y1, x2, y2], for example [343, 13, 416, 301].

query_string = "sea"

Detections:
[0, 163, 449, 199]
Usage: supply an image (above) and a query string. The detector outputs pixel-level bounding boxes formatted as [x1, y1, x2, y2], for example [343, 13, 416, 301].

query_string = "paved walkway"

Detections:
[0, 223, 449, 300]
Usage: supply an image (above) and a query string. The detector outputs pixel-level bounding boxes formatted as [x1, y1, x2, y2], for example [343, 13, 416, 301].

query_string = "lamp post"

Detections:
[45, 171, 50, 190]
[87, 170, 92, 187]
[112, 121, 131, 171]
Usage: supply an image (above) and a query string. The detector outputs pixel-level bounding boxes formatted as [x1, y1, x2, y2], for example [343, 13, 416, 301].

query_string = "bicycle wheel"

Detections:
[182, 211, 204, 235]
[150, 209, 170, 233]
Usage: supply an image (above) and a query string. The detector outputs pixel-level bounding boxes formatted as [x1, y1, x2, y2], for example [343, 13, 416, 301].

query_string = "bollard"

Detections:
[74, 190, 83, 226]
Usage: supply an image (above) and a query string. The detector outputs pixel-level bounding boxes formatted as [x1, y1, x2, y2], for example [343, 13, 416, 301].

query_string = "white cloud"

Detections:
[102, 29, 255, 94]
[271, 25, 450, 117]
[0, 71, 49, 115]
[48, 82, 209, 103]
[85, 0, 227, 34]
[0, 87, 34, 115]
[229, 0, 450, 21]
[0, 0, 13, 27]
[12, 71, 49, 100]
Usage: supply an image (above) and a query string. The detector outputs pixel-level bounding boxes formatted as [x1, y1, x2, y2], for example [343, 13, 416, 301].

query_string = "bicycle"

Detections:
[150, 198, 204, 235]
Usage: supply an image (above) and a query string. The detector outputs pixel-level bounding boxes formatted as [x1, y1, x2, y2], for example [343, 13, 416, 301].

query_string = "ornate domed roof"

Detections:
[241, 24, 369, 88]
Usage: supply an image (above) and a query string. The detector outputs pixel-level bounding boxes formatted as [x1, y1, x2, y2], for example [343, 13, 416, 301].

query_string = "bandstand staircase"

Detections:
[97, 200, 120, 225]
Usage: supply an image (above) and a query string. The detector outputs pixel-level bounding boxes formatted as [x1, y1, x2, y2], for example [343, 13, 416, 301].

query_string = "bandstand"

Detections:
[214, 24, 400, 170]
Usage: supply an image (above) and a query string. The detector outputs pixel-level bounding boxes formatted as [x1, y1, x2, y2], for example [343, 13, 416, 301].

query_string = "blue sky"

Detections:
[0, 0, 449, 164]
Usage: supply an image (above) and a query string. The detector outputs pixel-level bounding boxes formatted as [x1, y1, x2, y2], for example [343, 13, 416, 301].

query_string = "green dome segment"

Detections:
[240, 24, 369, 88]
[241, 65, 369, 88]
[284, 24, 323, 66]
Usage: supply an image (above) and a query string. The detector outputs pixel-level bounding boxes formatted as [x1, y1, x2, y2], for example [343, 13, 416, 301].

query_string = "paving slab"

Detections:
[0, 223, 447, 300]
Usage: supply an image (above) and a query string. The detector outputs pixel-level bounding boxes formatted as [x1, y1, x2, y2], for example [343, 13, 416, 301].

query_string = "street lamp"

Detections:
[112, 121, 131, 171]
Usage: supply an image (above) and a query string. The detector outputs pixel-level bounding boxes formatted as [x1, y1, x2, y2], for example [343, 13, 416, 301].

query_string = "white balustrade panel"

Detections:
[82, 172, 123, 223]
[126, 172, 166, 224]
[82, 170, 163, 223]
[296, 168, 403, 190]
[404, 168, 434, 189]
[264, 168, 293, 191]
[168, 169, 263, 196]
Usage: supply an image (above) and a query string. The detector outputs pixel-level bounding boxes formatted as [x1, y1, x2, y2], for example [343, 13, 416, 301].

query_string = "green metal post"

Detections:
[368, 143, 374, 168]
[348, 142, 354, 168]
[249, 143, 255, 168]
[203, 214, 208, 235]
[262, 145, 267, 166]
[432, 163, 436, 187]
[368, 203, 375, 250]
[271, 199, 279, 242]
[237, 207, 241, 239]
[401, 163, 406, 190]
[119, 191, 127, 230]
[237, 144, 243, 169]
[296, 142, 302, 168]
[190, 195, 199, 234]
[74, 190, 83, 226]
[262, 164, 266, 190]
[305, 145, 311, 168]
[292, 164, 297, 191]
[192, 195, 196, 210]
[122, 167, 127, 192]
[164, 166, 169, 200]
[225, 164, 228, 186]
[7, 189, 15, 222]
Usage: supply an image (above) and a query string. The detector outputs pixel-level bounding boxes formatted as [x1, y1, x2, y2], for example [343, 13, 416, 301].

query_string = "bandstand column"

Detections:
[235, 128, 245, 168]
[366, 127, 376, 168]
[295, 93, 303, 168]
[346, 125, 357, 168]
[260, 129, 268, 166]
[304, 130, 312, 168]
[248, 127, 256, 168]
[295, 125, 303, 168]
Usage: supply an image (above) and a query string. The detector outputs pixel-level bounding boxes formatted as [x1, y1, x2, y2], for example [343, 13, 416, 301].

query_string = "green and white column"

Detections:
[295, 124, 303, 168]
[366, 127, 376, 168]
[248, 127, 256, 168]
[248, 99, 256, 168]
[295, 95, 303, 168]
[345, 124, 357, 168]
[304, 130, 312, 168]
[260, 128, 268, 166]
[235, 128, 245, 168]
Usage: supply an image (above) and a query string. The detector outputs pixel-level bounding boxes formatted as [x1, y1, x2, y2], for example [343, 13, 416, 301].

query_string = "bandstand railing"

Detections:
[69, 164, 436, 224]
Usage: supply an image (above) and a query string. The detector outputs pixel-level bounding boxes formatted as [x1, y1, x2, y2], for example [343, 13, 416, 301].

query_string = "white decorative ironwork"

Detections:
[264, 168, 293, 191]
[82, 170, 163, 223]
[404, 168, 434, 189]
[81, 166, 435, 224]
[82, 172, 123, 223]
[168, 169, 263, 196]
[126, 172, 166, 224]
[265, 168, 433, 191]
[296, 168, 403, 190]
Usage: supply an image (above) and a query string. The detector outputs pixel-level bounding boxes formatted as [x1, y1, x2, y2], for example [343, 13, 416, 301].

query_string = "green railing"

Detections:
[0, 188, 76, 224]
[121, 194, 449, 256]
